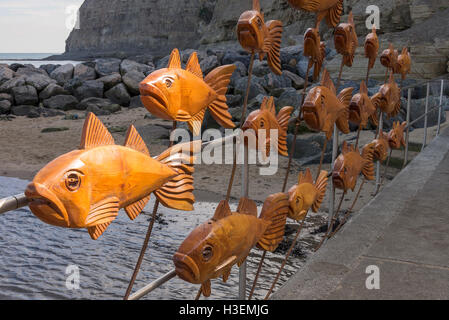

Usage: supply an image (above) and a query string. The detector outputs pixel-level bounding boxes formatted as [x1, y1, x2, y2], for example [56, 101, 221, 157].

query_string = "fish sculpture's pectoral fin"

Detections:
[88, 222, 112, 241]
[390, 99, 402, 118]
[222, 267, 232, 283]
[325, 0, 344, 28]
[125, 195, 151, 221]
[204, 65, 237, 129]
[311, 170, 329, 213]
[85, 196, 120, 240]
[276, 106, 294, 156]
[201, 280, 212, 297]
[336, 87, 353, 134]
[187, 109, 206, 137]
[264, 20, 283, 76]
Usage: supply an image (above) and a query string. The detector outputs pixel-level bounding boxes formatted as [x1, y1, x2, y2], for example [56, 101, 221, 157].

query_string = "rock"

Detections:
[0, 100, 11, 114]
[135, 124, 170, 141]
[105, 83, 130, 107]
[181, 49, 207, 64]
[39, 83, 69, 100]
[233, 61, 247, 77]
[222, 51, 251, 68]
[74, 64, 97, 81]
[283, 70, 305, 90]
[0, 76, 26, 93]
[226, 94, 242, 108]
[129, 96, 144, 109]
[234, 76, 266, 101]
[120, 59, 152, 75]
[248, 94, 269, 112]
[261, 73, 292, 93]
[122, 70, 146, 95]
[97, 73, 122, 90]
[95, 58, 121, 77]
[74, 80, 104, 101]
[277, 88, 301, 109]
[156, 54, 171, 69]
[12, 85, 38, 105]
[296, 58, 313, 81]
[63, 77, 84, 95]
[200, 55, 219, 75]
[280, 45, 303, 66]
[40, 64, 61, 75]
[287, 134, 333, 165]
[85, 105, 111, 116]
[126, 54, 154, 65]
[409, 96, 447, 128]
[11, 105, 36, 117]
[16, 67, 48, 76]
[50, 64, 74, 85]
[24, 73, 56, 91]
[0, 93, 14, 104]
[8, 63, 24, 72]
[36, 107, 65, 117]
[252, 60, 271, 77]
[77, 97, 121, 113]
[43, 95, 79, 111]
[0, 66, 14, 85]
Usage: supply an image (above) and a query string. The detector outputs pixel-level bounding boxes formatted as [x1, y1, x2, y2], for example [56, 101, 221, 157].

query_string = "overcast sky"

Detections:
[0, 0, 84, 53]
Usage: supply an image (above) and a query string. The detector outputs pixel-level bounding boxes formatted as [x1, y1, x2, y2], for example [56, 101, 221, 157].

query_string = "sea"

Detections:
[0, 53, 82, 67]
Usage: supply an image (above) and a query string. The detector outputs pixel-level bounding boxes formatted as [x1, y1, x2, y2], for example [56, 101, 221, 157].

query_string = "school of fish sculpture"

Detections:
[237, 0, 283, 75]
[366, 132, 390, 163]
[140, 48, 236, 136]
[303, 27, 326, 80]
[394, 48, 412, 81]
[371, 72, 402, 118]
[303, 69, 353, 140]
[349, 80, 377, 129]
[241, 96, 293, 157]
[173, 194, 289, 297]
[387, 121, 407, 149]
[332, 141, 375, 192]
[24, 113, 200, 240]
[334, 11, 358, 68]
[380, 43, 399, 72]
[365, 25, 379, 71]
[287, 0, 344, 29]
[287, 169, 328, 221]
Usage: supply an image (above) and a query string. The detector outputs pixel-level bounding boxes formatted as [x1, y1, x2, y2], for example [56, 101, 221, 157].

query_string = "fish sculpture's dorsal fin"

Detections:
[260, 96, 276, 115]
[342, 141, 350, 154]
[312, 170, 329, 213]
[212, 200, 232, 221]
[168, 48, 181, 69]
[299, 168, 314, 184]
[80, 113, 115, 150]
[321, 69, 336, 94]
[237, 197, 258, 216]
[186, 52, 203, 79]
[348, 11, 354, 26]
[253, 0, 261, 12]
[124, 125, 150, 156]
[372, 25, 377, 34]
[402, 47, 408, 55]
[360, 80, 368, 95]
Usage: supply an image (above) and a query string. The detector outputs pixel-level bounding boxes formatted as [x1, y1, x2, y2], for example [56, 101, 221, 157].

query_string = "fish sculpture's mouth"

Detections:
[332, 173, 346, 190]
[380, 54, 392, 68]
[173, 252, 201, 284]
[349, 99, 362, 123]
[25, 182, 69, 227]
[303, 29, 319, 58]
[388, 137, 400, 149]
[302, 102, 321, 131]
[237, 21, 258, 50]
[334, 27, 348, 53]
[139, 82, 172, 120]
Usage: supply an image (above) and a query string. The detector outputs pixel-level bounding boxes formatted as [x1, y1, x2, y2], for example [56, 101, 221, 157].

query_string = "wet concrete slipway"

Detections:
[0, 177, 310, 300]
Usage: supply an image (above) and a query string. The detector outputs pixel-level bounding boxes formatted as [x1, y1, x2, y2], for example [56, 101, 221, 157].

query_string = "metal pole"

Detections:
[329, 125, 338, 230]
[375, 114, 384, 193]
[422, 82, 430, 151]
[403, 89, 412, 168]
[0, 194, 29, 215]
[128, 269, 177, 300]
[239, 144, 249, 300]
[437, 80, 444, 136]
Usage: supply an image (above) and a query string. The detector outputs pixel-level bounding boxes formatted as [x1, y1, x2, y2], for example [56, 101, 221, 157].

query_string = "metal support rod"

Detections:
[128, 269, 177, 300]
[375, 114, 384, 195]
[328, 125, 338, 232]
[0, 194, 29, 215]
[422, 82, 430, 151]
[239, 145, 249, 300]
[403, 89, 412, 168]
[437, 80, 444, 136]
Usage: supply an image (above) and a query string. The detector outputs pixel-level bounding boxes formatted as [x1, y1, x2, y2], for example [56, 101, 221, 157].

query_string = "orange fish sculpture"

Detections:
[371, 73, 402, 117]
[242, 96, 293, 157]
[287, 0, 344, 29]
[288, 169, 328, 221]
[349, 80, 377, 129]
[334, 11, 359, 67]
[365, 25, 379, 71]
[25, 113, 199, 240]
[394, 48, 412, 81]
[140, 49, 236, 136]
[303, 69, 353, 140]
[366, 132, 390, 162]
[173, 194, 289, 297]
[380, 43, 399, 72]
[332, 141, 375, 192]
[237, 0, 283, 75]
[303, 27, 326, 80]
[387, 121, 407, 149]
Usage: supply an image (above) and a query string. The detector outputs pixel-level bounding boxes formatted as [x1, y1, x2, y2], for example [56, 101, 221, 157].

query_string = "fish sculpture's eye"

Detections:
[65, 171, 82, 192]
[202, 245, 214, 262]
[256, 17, 262, 29]
[165, 78, 173, 88]
[320, 95, 325, 108]
[259, 119, 265, 129]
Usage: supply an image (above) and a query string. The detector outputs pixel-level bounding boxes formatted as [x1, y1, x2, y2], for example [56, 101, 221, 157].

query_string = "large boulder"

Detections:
[252, 60, 271, 77]
[24, 73, 56, 91]
[43, 95, 79, 111]
[105, 83, 130, 107]
[222, 51, 251, 68]
[40, 64, 61, 75]
[97, 73, 122, 90]
[283, 70, 305, 90]
[73, 64, 97, 81]
[129, 95, 144, 109]
[276, 88, 301, 109]
[0, 93, 14, 104]
[200, 55, 219, 75]
[12, 85, 38, 105]
[261, 73, 292, 93]
[15, 67, 48, 76]
[287, 134, 333, 165]
[95, 58, 121, 77]
[73, 80, 104, 101]
[11, 105, 36, 117]
[78, 97, 121, 113]
[0, 100, 11, 114]
[39, 83, 69, 100]
[0, 77, 26, 93]
[409, 96, 447, 128]
[122, 70, 145, 95]
[234, 76, 266, 101]
[120, 59, 152, 75]
[50, 64, 74, 85]
[0, 66, 14, 85]
[36, 107, 65, 118]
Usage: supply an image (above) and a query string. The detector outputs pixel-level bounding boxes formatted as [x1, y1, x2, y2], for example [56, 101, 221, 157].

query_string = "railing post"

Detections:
[403, 88, 412, 168]
[329, 125, 338, 231]
[422, 82, 430, 151]
[437, 80, 444, 136]
[375, 113, 384, 192]
[239, 144, 249, 300]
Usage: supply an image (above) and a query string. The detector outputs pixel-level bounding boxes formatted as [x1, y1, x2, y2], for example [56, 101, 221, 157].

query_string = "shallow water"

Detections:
[0, 176, 310, 300]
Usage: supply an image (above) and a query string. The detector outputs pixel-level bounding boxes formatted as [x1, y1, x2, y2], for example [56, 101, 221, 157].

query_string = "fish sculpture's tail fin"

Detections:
[276, 106, 294, 156]
[361, 142, 376, 181]
[336, 87, 353, 134]
[257, 193, 289, 252]
[205, 64, 237, 129]
[311, 170, 329, 213]
[154, 140, 202, 211]
[325, 0, 344, 28]
[264, 20, 283, 75]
